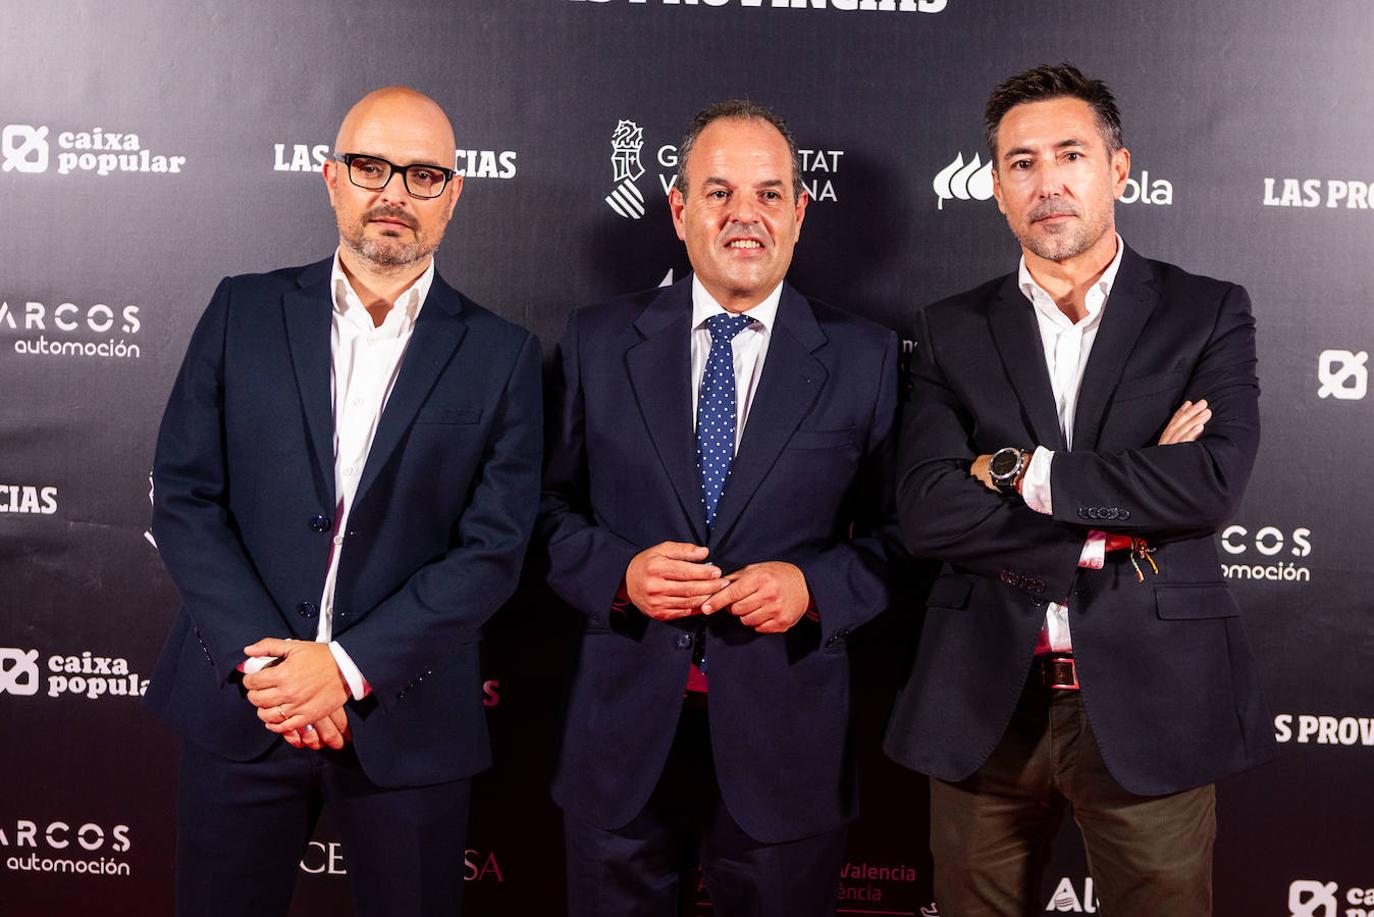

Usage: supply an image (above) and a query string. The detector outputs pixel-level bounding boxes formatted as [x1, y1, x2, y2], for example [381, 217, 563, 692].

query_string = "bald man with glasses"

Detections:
[146, 86, 541, 917]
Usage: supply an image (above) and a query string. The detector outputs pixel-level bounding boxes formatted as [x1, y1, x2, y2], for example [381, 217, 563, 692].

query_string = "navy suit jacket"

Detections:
[540, 277, 903, 844]
[145, 257, 542, 788]
[885, 246, 1277, 795]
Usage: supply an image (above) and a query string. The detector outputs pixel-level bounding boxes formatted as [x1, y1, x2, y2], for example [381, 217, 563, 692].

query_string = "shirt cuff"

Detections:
[1078, 531, 1107, 569]
[239, 656, 277, 675]
[328, 641, 371, 701]
[1020, 446, 1055, 515]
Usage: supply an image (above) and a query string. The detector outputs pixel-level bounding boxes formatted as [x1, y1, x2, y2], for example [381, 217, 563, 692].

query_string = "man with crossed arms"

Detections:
[886, 64, 1276, 916]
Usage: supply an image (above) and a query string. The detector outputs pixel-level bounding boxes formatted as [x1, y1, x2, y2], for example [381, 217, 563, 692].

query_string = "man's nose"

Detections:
[728, 196, 760, 224]
[378, 169, 411, 205]
[1036, 162, 1066, 199]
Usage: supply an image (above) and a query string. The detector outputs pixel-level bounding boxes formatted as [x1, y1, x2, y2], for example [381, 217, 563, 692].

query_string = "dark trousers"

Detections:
[930, 682, 1215, 917]
[563, 701, 848, 917]
[176, 739, 471, 917]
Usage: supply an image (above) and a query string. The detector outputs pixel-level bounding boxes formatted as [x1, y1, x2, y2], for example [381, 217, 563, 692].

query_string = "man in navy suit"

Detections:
[146, 87, 541, 917]
[885, 65, 1276, 916]
[541, 100, 903, 917]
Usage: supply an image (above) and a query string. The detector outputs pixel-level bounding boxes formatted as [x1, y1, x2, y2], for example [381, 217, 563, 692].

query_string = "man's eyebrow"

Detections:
[1001, 138, 1089, 161]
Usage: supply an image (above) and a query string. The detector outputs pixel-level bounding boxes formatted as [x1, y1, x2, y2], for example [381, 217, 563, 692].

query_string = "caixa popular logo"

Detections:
[0, 648, 41, 697]
[1218, 523, 1312, 584]
[1318, 349, 1368, 401]
[932, 153, 1172, 209]
[300, 842, 503, 881]
[271, 142, 517, 179]
[0, 647, 149, 700]
[1288, 879, 1374, 917]
[2, 123, 185, 176]
[0, 818, 133, 878]
[604, 117, 844, 220]
[0, 297, 144, 361]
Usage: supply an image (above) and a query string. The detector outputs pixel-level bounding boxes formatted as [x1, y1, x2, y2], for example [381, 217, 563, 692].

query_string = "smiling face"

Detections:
[669, 117, 807, 312]
[991, 96, 1129, 265]
[323, 87, 462, 269]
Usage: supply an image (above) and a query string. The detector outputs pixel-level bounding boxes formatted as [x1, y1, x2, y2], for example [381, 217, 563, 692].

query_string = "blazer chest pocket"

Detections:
[925, 575, 974, 610]
[786, 428, 855, 450]
[1154, 582, 1241, 620]
[415, 405, 482, 425]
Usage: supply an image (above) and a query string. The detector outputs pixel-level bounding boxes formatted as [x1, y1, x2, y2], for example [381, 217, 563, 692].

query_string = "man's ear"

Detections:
[669, 185, 687, 242]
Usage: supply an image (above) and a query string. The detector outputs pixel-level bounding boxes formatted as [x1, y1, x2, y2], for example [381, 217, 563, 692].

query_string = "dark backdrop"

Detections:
[2, 2, 1371, 915]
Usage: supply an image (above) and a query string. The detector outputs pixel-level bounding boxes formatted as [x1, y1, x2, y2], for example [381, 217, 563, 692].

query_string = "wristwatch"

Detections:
[988, 446, 1030, 496]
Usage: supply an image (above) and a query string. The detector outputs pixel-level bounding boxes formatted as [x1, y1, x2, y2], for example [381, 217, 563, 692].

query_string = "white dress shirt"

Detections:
[242, 250, 433, 700]
[690, 275, 783, 452]
[1018, 234, 1124, 653]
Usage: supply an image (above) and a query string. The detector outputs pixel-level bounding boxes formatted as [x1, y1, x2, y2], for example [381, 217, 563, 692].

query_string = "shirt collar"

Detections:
[1017, 232, 1124, 327]
[329, 249, 435, 331]
[690, 274, 783, 333]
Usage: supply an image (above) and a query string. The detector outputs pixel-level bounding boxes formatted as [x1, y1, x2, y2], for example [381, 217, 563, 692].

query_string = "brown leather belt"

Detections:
[1035, 654, 1080, 691]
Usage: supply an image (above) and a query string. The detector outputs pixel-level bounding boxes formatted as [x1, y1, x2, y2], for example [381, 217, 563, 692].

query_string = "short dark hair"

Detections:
[674, 100, 804, 202]
[984, 63, 1123, 162]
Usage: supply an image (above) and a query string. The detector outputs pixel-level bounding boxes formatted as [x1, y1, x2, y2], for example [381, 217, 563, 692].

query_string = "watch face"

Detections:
[990, 449, 1020, 478]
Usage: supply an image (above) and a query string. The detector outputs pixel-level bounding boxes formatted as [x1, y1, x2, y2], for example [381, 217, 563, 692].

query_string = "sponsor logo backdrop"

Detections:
[2, 0, 1371, 914]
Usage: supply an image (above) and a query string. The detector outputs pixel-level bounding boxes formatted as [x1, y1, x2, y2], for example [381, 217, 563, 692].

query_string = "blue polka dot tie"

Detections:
[697, 313, 754, 532]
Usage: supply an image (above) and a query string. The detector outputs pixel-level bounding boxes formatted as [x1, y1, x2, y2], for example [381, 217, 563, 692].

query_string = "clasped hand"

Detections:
[623, 542, 812, 634]
[241, 638, 352, 751]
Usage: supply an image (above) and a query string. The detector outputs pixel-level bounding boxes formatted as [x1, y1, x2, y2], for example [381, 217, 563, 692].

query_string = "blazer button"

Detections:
[309, 514, 331, 533]
[297, 602, 318, 618]
[675, 633, 693, 649]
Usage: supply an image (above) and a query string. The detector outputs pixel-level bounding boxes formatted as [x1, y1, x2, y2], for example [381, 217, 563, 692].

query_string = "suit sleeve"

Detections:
[537, 309, 642, 625]
[1050, 284, 1260, 533]
[151, 277, 290, 683]
[795, 332, 907, 646]
[334, 332, 543, 709]
[897, 306, 1087, 601]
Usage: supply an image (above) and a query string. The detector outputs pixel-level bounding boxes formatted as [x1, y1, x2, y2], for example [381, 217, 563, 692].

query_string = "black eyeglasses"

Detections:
[331, 153, 456, 199]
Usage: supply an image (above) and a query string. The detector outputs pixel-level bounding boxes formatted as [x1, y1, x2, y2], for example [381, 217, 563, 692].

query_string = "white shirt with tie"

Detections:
[689, 274, 783, 450]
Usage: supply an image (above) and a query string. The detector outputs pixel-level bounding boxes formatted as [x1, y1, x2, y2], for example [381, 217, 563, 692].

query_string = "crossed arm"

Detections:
[898, 285, 1259, 594]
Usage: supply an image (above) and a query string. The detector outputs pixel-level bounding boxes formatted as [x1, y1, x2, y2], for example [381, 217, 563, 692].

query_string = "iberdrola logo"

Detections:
[933, 152, 993, 209]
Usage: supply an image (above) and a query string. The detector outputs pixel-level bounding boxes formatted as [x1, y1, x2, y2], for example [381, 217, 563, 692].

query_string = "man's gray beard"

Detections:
[344, 231, 436, 269]
[1017, 213, 1110, 263]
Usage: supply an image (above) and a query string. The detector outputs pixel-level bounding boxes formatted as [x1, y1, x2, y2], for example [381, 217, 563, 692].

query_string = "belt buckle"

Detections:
[1044, 655, 1080, 691]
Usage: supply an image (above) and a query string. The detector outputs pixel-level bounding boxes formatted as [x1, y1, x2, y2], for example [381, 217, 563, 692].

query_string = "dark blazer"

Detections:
[145, 257, 542, 788]
[540, 277, 903, 844]
[885, 245, 1277, 796]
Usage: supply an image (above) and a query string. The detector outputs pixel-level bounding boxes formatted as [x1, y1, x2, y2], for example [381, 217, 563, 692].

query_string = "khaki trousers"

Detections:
[930, 680, 1215, 917]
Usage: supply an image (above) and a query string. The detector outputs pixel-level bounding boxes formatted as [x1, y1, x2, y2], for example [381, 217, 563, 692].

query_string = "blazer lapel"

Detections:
[708, 284, 826, 549]
[353, 273, 469, 504]
[988, 274, 1068, 452]
[625, 279, 706, 543]
[281, 258, 337, 506]
[1071, 246, 1159, 451]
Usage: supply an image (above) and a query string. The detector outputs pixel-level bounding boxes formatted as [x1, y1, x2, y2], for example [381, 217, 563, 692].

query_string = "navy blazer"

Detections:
[540, 276, 904, 844]
[885, 246, 1277, 796]
[145, 257, 542, 788]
